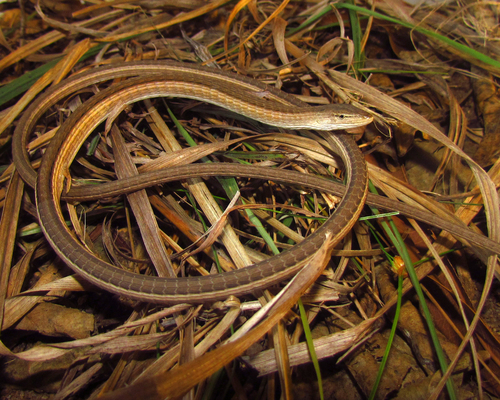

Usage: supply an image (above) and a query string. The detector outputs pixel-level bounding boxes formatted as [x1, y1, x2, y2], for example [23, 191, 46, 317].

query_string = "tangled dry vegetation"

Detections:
[0, 0, 500, 399]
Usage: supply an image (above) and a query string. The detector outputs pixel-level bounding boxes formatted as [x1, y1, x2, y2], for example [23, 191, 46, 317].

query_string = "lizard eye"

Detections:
[339, 114, 345, 119]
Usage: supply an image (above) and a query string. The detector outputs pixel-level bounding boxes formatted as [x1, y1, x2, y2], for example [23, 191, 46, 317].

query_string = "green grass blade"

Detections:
[346, 0, 364, 71]
[335, 3, 500, 71]
[368, 270, 403, 400]
[0, 59, 59, 107]
[298, 298, 324, 400]
[0, 44, 104, 108]
[367, 182, 457, 399]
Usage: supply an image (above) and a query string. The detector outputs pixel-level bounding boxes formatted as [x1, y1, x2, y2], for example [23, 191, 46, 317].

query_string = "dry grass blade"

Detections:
[271, 321, 293, 398]
[110, 124, 175, 278]
[0, 172, 24, 326]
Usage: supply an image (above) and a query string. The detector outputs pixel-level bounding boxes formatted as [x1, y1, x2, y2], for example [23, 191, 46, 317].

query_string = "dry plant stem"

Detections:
[25, 61, 369, 303]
